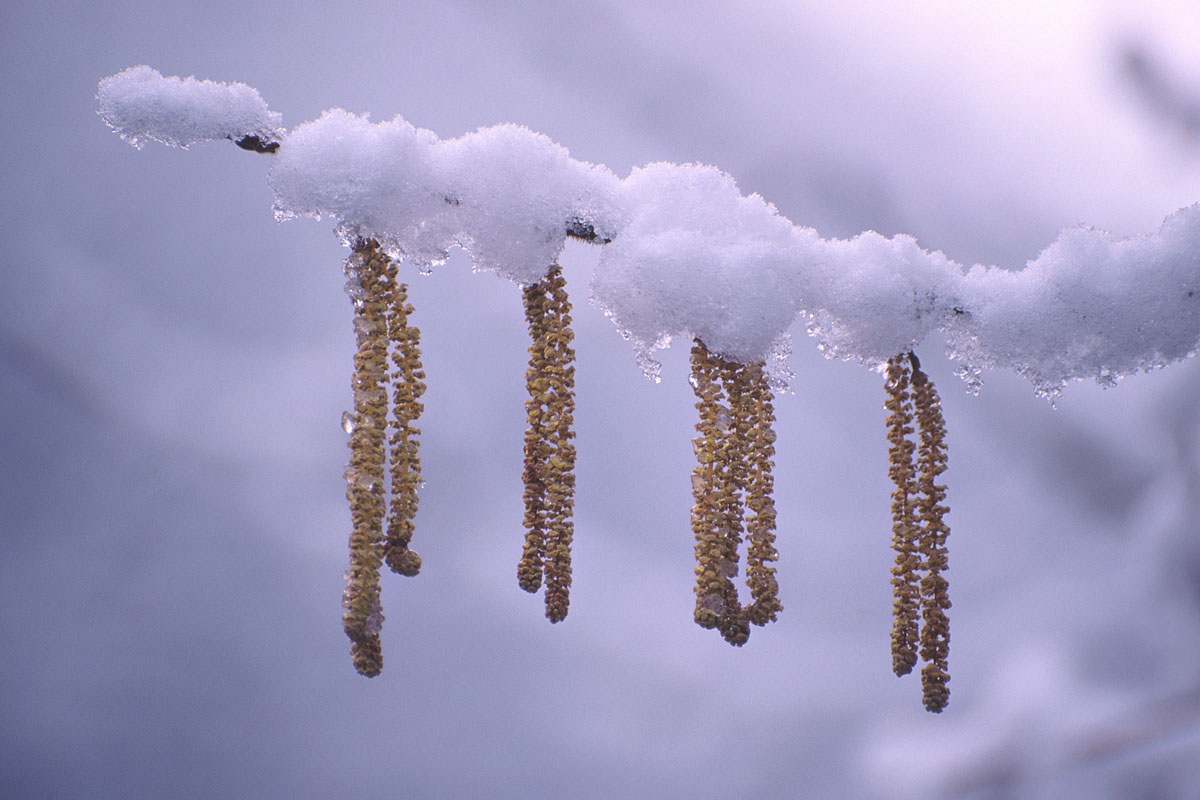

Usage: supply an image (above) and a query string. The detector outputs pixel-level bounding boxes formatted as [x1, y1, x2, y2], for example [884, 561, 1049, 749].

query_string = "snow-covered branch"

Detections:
[96, 65, 283, 151]
[98, 65, 1200, 397]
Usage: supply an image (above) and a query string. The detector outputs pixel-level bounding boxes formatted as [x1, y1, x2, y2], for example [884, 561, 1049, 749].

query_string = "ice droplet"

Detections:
[355, 387, 386, 406]
[365, 600, 385, 635]
[341, 411, 355, 434]
[633, 346, 663, 384]
[953, 364, 983, 396]
[353, 316, 382, 338]
[700, 593, 725, 614]
[766, 335, 793, 394]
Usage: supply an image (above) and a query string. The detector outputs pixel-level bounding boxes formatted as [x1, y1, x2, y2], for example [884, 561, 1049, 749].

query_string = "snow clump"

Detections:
[96, 65, 283, 150]
[592, 162, 800, 370]
[272, 113, 622, 284]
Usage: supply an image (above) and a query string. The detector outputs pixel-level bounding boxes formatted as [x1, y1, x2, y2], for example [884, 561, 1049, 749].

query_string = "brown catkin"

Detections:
[350, 635, 384, 678]
[541, 265, 576, 623]
[885, 353, 921, 677]
[714, 354, 749, 646]
[911, 354, 951, 712]
[519, 279, 550, 593]
[341, 239, 392, 677]
[690, 340, 734, 633]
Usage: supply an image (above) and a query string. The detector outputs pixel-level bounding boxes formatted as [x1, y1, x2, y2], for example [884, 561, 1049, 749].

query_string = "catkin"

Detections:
[740, 361, 782, 626]
[911, 354, 951, 712]
[690, 340, 740, 636]
[519, 279, 550, 593]
[885, 353, 920, 677]
[519, 264, 577, 622]
[384, 270, 425, 578]
[342, 239, 393, 677]
[689, 339, 781, 647]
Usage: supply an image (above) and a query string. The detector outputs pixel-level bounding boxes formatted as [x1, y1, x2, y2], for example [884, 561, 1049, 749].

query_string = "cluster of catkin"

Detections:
[689, 339, 782, 646]
[884, 352, 951, 712]
[333, 242, 952, 718]
[518, 264, 577, 623]
[341, 239, 426, 677]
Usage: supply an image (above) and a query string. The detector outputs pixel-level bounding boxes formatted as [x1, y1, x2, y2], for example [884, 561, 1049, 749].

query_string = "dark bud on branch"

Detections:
[565, 218, 610, 244]
[232, 134, 280, 154]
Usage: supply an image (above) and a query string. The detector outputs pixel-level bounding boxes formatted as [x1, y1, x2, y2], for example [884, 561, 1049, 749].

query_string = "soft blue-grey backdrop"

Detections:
[3, 1, 1200, 797]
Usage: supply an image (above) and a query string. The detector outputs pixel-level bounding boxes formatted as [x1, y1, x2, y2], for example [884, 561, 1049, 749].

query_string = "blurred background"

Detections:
[3, 1, 1200, 797]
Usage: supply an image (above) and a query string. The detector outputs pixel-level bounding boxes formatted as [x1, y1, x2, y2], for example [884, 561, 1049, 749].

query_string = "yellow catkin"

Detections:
[714, 355, 750, 646]
[384, 273, 425, 578]
[885, 353, 921, 677]
[911, 354, 951, 712]
[690, 340, 733, 633]
[740, 361, 782, 627]
[689, 341, 781, 646]
[342, 239, 392, 677]
[519, 265, 577, 622]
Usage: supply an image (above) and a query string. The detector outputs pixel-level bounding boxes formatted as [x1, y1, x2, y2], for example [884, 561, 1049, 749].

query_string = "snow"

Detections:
[946, 206, 1200, 397]
[591, 162, 800, 370]
[437, 123, 623, 284]
[269, 109, 450, 271]
[96, 65, 283, 150]
[98, 66, 1200, 395]
[270, 111, 623, 283]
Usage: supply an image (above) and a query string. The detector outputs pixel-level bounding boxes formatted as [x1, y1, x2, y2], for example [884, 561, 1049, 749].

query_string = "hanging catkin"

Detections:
[518, 264, 577, 622]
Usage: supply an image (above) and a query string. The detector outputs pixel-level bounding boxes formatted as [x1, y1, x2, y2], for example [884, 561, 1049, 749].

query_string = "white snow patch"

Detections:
[97, 65, 282, 150]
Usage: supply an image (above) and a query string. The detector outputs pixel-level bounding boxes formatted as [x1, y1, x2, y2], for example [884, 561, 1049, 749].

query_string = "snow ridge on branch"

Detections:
[98, 66, 1200, 397]
[97, 65, 283, 151]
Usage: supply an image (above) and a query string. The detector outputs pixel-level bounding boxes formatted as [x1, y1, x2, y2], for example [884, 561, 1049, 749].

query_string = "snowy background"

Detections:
[4, 1, 1200, 797]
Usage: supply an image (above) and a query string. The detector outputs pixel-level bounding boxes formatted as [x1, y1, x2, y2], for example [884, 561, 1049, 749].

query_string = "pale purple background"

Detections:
[4, 1, 1200, 797]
